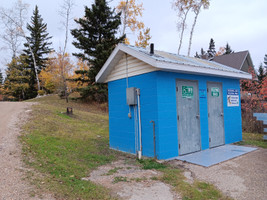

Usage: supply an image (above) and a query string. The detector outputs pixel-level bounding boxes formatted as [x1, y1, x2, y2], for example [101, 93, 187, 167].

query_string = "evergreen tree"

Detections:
[4, 56, 30, 100]
[258, 63, 266, 84]
[264, 54, 267, 69]
[224, 43, 233, 55]
[207, 38, 216, 58]
[195, 51, 200, 58]
[71, 0, 124, 102]
[23, 5, 53, 98]
[200, 48, 207, 59]
[0, 69, 3, 85]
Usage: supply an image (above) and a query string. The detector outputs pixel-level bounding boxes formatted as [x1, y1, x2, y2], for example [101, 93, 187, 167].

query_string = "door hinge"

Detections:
[209, 138, 211, 142]
[179, 144, 181, 149]
[208, 113, 210, 117]
[176, 87, 178, 92]
[207, 88, 209, 92]
[177, 115, 179, 120]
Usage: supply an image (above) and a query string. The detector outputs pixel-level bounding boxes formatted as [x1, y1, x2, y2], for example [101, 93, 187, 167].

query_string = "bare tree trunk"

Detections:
[59, 0, 74, 103]
[121, 0, 128, 36]
[187, 9, 200, 57]
[178, 9, 190, 55]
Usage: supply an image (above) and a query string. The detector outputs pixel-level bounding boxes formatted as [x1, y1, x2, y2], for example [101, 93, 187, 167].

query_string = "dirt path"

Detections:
[170, 148, 267, 200]
[0, 102, 53, 200]
[85, 160, 181, 200]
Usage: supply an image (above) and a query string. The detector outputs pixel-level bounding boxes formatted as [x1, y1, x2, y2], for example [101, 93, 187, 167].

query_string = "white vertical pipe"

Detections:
[136, 88, 142, 159]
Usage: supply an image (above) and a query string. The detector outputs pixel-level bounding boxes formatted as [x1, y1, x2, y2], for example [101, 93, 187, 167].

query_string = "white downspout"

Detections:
[136, 88, 142, 159]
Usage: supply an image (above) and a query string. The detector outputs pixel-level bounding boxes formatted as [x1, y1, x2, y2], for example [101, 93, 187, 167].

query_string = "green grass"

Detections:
[138, 159, 166, 170]
[22, 95, 231, 200]
[104, 167, 122, 176]
[22, 95, 118, 199]
[237, 132, 267, 148]
[160, 167, 232, 200]
[112, 176, 128, 184]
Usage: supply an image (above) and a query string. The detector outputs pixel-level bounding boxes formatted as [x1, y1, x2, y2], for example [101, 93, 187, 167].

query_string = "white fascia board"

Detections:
[155, 61, 252, 80]
[96, 45, 121, 83]
[96, 44, 156, 83]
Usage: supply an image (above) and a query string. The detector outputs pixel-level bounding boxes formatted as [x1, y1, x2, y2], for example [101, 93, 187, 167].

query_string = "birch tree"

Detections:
[173, 0, 193, 55]
[187, 0, 210, 56]
[58, 0, 75, 102]
[117, 0, 151, 47]
[0, 0, 28, 58]
[0, 0, 41, 92]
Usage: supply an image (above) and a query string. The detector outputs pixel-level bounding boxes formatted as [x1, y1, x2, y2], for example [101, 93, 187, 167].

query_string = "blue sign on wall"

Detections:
[199, 89, 206, 98]
[227, 89, 238, 95]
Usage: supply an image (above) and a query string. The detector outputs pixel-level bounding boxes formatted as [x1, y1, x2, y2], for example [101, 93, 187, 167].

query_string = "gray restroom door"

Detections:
[207, 82, 225, 148]
[176, 80, 201, 155]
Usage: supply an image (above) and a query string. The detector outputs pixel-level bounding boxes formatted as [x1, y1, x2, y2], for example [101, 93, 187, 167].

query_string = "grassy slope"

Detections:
[22, 96, 118, 199]
[237, 132, 267, 148]
[22, 95, 233, 200]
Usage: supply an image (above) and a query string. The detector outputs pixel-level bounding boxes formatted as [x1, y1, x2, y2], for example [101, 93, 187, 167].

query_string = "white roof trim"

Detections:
[96, 44, 156, 83]
[96, 44, 252, 83]
[155, 61, 252, 79]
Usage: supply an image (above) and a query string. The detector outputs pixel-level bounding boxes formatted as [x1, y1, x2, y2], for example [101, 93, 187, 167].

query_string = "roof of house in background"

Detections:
[212, 51, 254, 72]
[96, 44, 252, 83]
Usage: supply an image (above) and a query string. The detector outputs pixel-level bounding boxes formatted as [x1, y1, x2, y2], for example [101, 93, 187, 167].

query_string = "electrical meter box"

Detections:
[126, 87, 137, 105]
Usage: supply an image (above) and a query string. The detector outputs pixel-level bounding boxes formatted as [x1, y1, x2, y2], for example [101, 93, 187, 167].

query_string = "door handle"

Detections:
[196, 114, 200, 119]
[220, 113, 224, 116]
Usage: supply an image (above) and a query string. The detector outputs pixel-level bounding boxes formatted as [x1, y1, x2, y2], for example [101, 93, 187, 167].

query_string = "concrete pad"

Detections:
[176, 145, 257, 167]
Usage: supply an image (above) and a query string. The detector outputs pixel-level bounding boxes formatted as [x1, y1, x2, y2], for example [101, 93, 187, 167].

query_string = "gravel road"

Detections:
[0, 102, 53, 200]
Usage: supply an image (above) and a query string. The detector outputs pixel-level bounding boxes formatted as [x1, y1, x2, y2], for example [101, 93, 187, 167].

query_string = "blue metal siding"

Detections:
[108, 72, 158, 157]
[155, 71, 242, 159]
[108, 71, 242, 160]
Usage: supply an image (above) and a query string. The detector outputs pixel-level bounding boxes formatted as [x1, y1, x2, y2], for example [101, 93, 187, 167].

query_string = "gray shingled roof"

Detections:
[212, 51, 251, 71]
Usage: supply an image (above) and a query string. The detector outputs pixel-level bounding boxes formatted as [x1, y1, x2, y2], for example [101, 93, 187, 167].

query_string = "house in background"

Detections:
[212, 51, 254, 73]
[212, 51, 257, 99]
[96, 44, 251, 160]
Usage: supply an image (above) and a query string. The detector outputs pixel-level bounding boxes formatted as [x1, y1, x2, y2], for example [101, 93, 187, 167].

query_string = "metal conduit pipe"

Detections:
[150, 120, 156, 159]
[136, 88, 142, 159]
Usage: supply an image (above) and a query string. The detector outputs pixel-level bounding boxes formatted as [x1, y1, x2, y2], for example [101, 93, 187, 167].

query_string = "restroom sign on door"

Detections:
[182, 86, 194, 98]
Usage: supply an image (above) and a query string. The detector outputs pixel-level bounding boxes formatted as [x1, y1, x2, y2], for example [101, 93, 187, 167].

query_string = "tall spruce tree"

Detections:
[23, 5, 53, 98]
[71, 0, 124, 102]
[258, 63, 266, 84]
[4, 56, 30, 100]
[0, 69, 3, 85]
[207, 38, 216, 58]
[264, 54, 267, 69]
[224, 43, 233, 55]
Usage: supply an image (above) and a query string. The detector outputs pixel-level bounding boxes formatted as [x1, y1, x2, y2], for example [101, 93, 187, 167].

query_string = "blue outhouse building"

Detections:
[96, 44, 251, 160]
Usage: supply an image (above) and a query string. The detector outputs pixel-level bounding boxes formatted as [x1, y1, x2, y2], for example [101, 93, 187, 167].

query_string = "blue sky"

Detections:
[0, 0, 266, 72]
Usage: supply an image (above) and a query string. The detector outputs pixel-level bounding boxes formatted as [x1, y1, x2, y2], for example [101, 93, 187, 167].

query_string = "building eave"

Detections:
[96, 44, 252, 83]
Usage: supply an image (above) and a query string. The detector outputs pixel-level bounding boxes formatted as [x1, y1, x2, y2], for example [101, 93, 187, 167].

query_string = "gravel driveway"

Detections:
[0, 102, 53, 200]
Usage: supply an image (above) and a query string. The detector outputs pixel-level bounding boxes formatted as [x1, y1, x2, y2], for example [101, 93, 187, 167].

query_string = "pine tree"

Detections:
[224, 43, 233, 55]
[71, 0, 124, 102]
[264, 54, 267, 69]
[258, 63, 266, 84]
[0, 69, 3, 85]
[200, 48, 207, 59]
[207, 38, 216, 58]
[4, 56, 30, 100]
[195, 51, 200, 58]
[23, 5, 53, 98]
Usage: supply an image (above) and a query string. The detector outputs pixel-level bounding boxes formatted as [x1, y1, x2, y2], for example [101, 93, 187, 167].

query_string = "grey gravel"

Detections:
[0, 102, 54, 200]
[170, 148, 267, 200]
